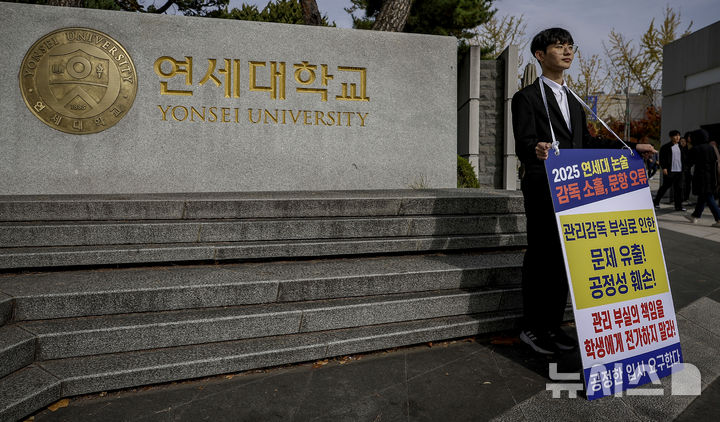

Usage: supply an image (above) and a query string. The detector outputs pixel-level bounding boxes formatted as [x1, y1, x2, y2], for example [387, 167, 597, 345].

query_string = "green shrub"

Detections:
[457, 155, 480, 188]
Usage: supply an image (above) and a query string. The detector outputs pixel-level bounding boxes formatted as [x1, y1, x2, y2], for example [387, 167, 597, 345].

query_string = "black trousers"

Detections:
[520, 173, 569, 332]
[654, 171, 684, 210]
[683, 170, 692, 201]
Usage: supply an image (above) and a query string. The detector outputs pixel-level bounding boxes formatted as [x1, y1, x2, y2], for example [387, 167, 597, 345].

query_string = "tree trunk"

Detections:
[300, 0, 323, 26]
[372, 0, 412, 32]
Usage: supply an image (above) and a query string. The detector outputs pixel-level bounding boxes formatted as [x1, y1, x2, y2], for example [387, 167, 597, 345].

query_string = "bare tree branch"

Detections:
[155, 0, 177, 14]
[471, 13, 527, 59]
[603, 6, 691, 106]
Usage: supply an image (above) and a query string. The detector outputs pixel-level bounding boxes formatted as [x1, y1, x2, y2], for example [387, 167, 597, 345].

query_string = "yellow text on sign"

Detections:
[560, 209, 668, 310]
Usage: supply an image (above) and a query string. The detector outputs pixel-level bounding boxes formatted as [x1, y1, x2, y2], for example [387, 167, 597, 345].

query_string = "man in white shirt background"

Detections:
[654, 130, 686, 211]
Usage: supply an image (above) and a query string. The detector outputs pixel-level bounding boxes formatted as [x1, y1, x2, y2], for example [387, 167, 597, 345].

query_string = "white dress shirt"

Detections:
[540, 75, 572, 131]
[670, 143, 682, 172]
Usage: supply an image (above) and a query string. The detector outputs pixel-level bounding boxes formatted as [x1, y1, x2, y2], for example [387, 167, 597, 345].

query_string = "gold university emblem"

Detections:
[19, 28, 137, 134]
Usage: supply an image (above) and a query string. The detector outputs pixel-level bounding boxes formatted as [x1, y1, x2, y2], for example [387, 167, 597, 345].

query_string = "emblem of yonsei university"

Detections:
[19, 27, 137, 134]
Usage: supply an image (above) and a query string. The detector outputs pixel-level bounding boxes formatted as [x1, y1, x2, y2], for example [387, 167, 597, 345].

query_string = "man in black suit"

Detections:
[511, 28, 655, 355]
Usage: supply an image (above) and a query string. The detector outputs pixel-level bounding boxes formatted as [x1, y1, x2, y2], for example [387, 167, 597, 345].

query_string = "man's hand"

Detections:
[535, 142, 552, 160]
[663, 168, 668, 176]
[635, 143, 657, 159]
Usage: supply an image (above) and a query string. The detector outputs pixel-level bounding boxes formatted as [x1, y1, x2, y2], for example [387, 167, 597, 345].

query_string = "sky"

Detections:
[228, 0, 720, 82]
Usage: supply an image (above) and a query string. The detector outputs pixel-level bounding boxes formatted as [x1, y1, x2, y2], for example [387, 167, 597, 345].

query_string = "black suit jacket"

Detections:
[658, 142, 673, 170]
[658, 141, 686, 171]
[512, 78, 620, 177]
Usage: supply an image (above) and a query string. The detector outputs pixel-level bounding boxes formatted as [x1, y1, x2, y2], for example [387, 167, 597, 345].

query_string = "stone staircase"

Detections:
[0, 189, 527, 421]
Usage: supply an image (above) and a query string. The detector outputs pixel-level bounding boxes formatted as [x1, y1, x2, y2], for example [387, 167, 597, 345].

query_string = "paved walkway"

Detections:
[29, 191, 720, 422]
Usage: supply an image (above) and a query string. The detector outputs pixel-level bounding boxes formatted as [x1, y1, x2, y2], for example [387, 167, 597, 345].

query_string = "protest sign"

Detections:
[546, 149, 683, 399]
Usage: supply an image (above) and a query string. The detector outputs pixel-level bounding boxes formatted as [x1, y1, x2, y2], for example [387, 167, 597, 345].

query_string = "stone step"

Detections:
[0, 294, 10, 326]
[0, 311, 520, 422]
[0, 366, 60, 422]
[0, 326, 35, 379]
[17, 287, 521, 360]
[0, 233, 526, 270]
[0, 190, 524, 221]
[0, 252, 522, 321]
[0, 214, 524, 248]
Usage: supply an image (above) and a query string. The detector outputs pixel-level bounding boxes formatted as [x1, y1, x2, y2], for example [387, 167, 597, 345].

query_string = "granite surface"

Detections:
[0, 3, 456, 194]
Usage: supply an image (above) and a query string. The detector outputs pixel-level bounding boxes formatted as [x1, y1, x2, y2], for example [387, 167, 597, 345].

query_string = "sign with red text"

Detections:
[546, 149, 682, 400]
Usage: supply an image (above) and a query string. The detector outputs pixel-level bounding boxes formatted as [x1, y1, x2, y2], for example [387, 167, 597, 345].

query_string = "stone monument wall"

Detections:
[0, 3, 457, 194]
[457, 45, 518, 190]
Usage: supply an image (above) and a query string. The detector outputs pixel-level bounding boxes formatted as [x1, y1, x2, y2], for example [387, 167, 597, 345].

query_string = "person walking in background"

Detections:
[646, 150, 660, 179]
[680, 134, 692, 204]
[654, 130, 686, 211]
[684, 129, 720, 227]
[713, 139, 720, 203]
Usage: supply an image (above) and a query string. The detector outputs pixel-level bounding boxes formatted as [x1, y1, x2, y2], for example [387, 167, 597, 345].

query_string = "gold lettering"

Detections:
[158, 105, 171, 121]
[336, 67, 370, 102]
[264, 109, 278, 124]
[108, 46, 118, 55]
[248, 108, 261, 124]
[315, 111, 329, 126]
[171, 106, 188, 122]
[154, 56, 192, 95]
[249, 61, 286, 100]
[156, 105, 363, 127]
[102, 41, 111, 50]
[190, 106, 205, 122]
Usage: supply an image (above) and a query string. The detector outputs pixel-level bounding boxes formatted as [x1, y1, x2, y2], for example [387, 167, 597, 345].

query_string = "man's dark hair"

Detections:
[530, 28, 574, 56]
[669, 130, 681, 137]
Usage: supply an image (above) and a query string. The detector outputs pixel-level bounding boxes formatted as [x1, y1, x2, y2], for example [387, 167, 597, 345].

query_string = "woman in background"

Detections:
[684, 129, 720, 227]
[680, 134, 692, 204]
